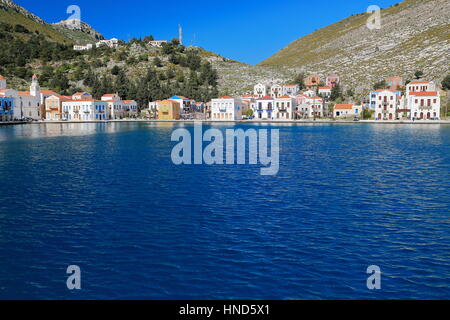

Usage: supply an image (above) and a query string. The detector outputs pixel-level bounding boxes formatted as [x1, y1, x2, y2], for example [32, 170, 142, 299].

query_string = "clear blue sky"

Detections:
[16, 0, 401, 65]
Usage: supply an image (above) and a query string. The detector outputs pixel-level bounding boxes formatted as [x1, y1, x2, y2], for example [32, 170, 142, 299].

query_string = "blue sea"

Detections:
[0, 122, 449, 300]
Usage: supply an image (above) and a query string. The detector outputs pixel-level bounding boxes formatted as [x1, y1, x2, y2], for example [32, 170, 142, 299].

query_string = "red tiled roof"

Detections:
[334, 104, 354, 110]
[319, 86, 331, 90]
[258, 96, 273, 100]
[219, 96, 233, 99]
[64, 99, 104, 102]
[277, 95, 292, 99]
[410, 92, 438, 97]
[41, 90, 58, 95]
[18, 91, 33, 97]
[409, 81, 430, 85]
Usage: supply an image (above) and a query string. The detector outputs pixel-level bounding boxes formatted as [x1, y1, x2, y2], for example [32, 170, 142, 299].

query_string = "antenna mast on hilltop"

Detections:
[178, 24, 183, 45]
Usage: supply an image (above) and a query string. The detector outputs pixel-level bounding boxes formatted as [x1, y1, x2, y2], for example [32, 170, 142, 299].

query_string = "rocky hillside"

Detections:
[52, 19, 104, 44]
[0, 0, 292, 96]
[260, 0, 450, 95]
[205, 54, 293, 96]
[0, 0, 103, 45]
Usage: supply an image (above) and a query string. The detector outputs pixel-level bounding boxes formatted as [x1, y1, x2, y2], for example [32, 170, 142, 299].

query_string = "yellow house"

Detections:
[157, 100, 180, 120]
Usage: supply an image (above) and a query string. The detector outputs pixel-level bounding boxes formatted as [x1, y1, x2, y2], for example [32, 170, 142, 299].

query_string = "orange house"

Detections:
[157, 100, 181, 120]
[305, 74, 321, 88]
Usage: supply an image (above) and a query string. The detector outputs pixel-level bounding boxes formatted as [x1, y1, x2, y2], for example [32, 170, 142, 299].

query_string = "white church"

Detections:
[0, 74, 42, 121]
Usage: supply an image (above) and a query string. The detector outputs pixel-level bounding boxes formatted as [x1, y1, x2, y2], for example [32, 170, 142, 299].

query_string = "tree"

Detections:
[330, 84, 343, 101]
[442, 74, 450, 119]
[373, 80, 387, 90]
[171, 38, 180, 46]
[144, 35, 154, 42]
[414, 70, 424, 79]
[111, 65, 121, 75]
[442, 74, 450, 91]
[153, 57, 163, 67]
[293, 73, 306, 90]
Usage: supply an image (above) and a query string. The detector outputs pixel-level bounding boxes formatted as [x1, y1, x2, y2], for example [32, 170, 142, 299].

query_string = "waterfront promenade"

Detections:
[2, 119, 450, 126]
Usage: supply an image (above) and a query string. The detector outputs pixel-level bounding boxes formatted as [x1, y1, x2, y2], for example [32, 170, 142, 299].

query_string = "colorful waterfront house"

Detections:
[123, 100, 139, 118]
[102, 94, 124, 119]
[326, 74, 340, 88]
[62, 99, 108, 121]
[370, 89, 403, 120]
[305, 96, 327, 118]
[169, 96, 191, 116]
[274, 96, 296, 120]
[333, 104, 362, 118]
[157, 100, 181, 120]
[0, 96, 14, 121]
[386, 76, 404, 90]
[0, 75, 15, 121]
[45, 94, 70, 121]
[254, 96, 275, 120]
[40, 90, 59, 120]
[407, 91, 440, 120]
[211, 96, 242, 121]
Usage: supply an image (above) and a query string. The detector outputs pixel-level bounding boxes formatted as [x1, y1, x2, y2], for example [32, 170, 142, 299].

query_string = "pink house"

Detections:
[326, 74, 340, 88]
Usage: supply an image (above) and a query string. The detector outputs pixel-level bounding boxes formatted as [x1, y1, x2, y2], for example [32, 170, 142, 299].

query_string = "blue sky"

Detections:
[16, 0, 401, 65]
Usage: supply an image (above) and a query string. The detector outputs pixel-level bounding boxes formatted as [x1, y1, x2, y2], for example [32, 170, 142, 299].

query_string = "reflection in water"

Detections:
[0, 122, 183, 141]
[0, 122, 449, 299]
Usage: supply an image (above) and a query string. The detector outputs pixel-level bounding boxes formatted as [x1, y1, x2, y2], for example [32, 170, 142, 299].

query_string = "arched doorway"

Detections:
[378, 113, 381, 120]
[389, 113, 393, 120]
[420, 112, 424, 119]
[427, 112, 431, 119]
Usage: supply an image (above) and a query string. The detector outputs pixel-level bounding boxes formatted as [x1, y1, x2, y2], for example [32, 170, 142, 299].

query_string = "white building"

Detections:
[274, 96, 296, 120]
[297, 96, 327, 119]
[255, 96, 274, 120]
[303, 89, 316, 97]
[408, 92, 440, 120]
[96, 38, 119, 48]
[406, 80, 436, 94]
[333, 104, 362, 118]
[372, 89, 403, 120]
[254, 83, 269, 98]
[102, 93, 133, 119]
[405, 80, 440, 120]
[62, 97, 108, 121]
[211, 96, 242, 121]
[270, 84, 283, 98]
[14, 74, 41, 120]
[318, 86, 332, 98]
[73, 44, 93, 51]
[149, 40, 168, 47]
[123, 100, 139, 118]
[282, 84, 300, 97]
